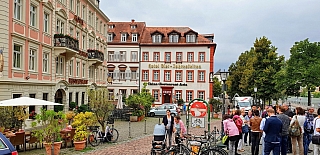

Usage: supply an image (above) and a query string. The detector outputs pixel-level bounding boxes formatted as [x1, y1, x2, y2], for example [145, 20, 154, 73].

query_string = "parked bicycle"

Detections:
[88, 120, 119, 147]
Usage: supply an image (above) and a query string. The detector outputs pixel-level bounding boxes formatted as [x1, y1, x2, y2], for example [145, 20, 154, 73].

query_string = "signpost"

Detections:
[186, 98, 210, 134]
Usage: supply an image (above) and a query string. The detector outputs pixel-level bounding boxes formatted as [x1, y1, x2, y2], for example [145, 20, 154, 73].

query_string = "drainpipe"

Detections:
[138, 45, 141, 92]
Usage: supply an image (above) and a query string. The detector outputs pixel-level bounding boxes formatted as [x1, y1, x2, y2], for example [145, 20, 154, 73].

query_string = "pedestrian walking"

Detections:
[313, 108, 320, 155]
[250, 110, 262, 155]
[233, 110, 243, 155]
[223, 115, 240, 155]
[263, 108, 282, 155]
[276, 106, 291, 155]
[289, 107, 305, 155]
[238, 110, 247, 152]
[245, 110, 253, 146]
[162, 109, 174, 147]
[283, 103, 294, 153]
[303, 107, 315, 155]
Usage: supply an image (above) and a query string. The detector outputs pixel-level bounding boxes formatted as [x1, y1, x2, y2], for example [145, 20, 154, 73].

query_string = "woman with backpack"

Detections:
[223, 114, 240, 155]
[290, 107, 305, 155]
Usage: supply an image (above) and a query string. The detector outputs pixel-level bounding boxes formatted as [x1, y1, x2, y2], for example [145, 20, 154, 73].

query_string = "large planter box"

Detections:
[130, 116, 138, 122]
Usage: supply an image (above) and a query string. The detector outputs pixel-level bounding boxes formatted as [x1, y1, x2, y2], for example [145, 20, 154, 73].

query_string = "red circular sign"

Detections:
[190, 101, 207, 117]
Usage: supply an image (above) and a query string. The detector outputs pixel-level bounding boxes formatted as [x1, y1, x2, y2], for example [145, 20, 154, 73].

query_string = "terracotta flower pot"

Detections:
[213, 113, 219, 118]
[74, 140, 86, 151]
[43, 141, 62, 155]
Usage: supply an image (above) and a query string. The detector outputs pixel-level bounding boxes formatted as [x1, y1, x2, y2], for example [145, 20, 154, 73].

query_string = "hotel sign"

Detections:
[148, 82, 188, 86]
[148, 64, 201, 69]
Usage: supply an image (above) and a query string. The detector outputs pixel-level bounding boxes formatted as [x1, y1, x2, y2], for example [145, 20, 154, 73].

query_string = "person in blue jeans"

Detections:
[263, 108, 282, 155]
[276, 106, 291, 155]
[303, 107, 315, 155]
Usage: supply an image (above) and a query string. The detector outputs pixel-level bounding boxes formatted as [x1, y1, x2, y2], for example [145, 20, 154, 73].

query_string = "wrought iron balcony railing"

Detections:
[54, 34, 79, 51]
[87, 49, 104, 61]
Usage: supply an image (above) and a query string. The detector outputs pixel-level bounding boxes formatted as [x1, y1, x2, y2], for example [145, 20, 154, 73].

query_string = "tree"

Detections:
[212, 77, 222, 97]
[87, 88, 114, 129]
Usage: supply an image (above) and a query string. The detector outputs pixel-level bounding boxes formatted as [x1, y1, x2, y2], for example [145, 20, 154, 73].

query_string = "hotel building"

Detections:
[139, 27, 216, 105]
[106, 20, 146, 98]
[0, 0, 109, 115]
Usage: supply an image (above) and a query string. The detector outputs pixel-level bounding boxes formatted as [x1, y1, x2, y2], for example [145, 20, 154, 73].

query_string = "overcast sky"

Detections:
[100, 0, 320, 72]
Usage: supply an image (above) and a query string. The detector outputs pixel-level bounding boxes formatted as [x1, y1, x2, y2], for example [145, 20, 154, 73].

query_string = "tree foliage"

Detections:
[213, 77, 222, 97]
[87, 88, 114, 129]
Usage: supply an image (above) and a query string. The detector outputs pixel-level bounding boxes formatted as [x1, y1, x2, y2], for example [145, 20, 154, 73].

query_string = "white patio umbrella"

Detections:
[0, 97, 63, 106]
[116, 91, 123, 109]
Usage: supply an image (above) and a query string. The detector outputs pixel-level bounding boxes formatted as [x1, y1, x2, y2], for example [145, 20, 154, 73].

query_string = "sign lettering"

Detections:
[148, 64, 201, 69]
[147, 82, 188, 86]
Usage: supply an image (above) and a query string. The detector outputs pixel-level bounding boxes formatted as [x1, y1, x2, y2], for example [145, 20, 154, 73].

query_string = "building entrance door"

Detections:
[54, 89, 64, 112]
[161, 87, 173, 104]
[163, 94, 170, 103]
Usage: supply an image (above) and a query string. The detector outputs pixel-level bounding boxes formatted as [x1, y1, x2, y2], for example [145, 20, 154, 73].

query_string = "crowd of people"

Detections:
[223, 104, 320, 155]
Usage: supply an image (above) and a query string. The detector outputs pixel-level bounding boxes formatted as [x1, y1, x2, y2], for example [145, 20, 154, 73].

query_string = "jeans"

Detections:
[251, 132, 261, 155]
[303, 133, 312, 155]
[280, 135, 288, 155]
[229, 135, 238, 155]
[245, 130, 252, 144]
[238, 133, 244, 150]
[264, 141, 280, 155]
[287, 135, 292, 152]
[314, 144, 320, 155]
[262, 137, 265, 155]
[235, 135, 241, 153]
[166, 131, 172, 147]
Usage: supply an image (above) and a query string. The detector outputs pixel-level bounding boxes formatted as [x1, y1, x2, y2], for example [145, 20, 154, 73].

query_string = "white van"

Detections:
[234, 97, 253, 112]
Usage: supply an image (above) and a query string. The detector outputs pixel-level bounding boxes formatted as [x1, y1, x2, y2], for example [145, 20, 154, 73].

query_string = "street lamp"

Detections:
[254, 87, 257, 106]
[219, 70, 229, 137]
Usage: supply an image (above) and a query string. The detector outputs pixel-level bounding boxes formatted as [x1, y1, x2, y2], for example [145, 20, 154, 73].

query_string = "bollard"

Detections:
[128, 121, 132, 138]
[144, 119, 147, 134]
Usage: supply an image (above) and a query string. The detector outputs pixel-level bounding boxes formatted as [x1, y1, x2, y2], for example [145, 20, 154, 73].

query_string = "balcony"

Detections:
[53, 34, 79, 58]
[87, 49, 104, 66]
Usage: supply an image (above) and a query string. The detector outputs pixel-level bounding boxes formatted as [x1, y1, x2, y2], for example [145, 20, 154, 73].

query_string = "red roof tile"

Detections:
[107, 21, 146, 43]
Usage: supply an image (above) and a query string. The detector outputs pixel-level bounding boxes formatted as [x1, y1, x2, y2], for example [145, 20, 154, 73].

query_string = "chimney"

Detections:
[131, 19, 135, 23]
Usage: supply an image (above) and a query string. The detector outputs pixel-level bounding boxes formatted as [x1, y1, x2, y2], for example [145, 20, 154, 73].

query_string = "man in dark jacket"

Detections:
[277, 106, 291, 155]
[283, 103, 294, 153]
[264, 108, 282, 155]
[162, 109, 174, 147]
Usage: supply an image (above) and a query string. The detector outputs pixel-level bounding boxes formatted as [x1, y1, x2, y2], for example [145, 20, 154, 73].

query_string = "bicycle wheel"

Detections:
[88, 131, 101, 147]
[106, 128, 119, 143]
[164, 146, 190, 155]
[201, 147, 228, 155]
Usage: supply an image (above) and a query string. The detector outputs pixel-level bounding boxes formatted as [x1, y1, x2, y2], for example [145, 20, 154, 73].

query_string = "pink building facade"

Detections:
[0, 0, 109, 117]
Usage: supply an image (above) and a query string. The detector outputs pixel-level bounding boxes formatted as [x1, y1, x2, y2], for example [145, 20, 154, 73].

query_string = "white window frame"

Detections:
[187, 53, 193, 62]
[108, 51, 114, 61]
[82, 35, 86, 49]
[154, 53, 159, 61]
[176, 91, 181, 100]
[152, 35, 162, 43]
[88, 11, 91, 25]
[120, 70, 125, 80]
[76, 0, 80, 15]
[30, 4, 37, 27]
[120, 51, 126, 61]
[13, 44, 22, 69]
[154, 71, 159, 81]
[76, 61, 80, 77]
[187, 71, 193, 81]
[165, 71, 171, 81]
[186, 34, 196, 43]
[169, 34, 179, 43]
[199, 71, 204, 81]
[42, 52, 49, 73]
[89, 66, 94, 78]
[131, 71, 137, 80]
[70, 27, 74, 36]
[132, 33, 138, 42]
[165, 53, 171, 62]
[14, 0, 22, 20]
[198, 92, 204, 99]
[143, 71, 148, 81]
[131, 51, 137, 62]
[56, 56, 64, 75]
[44, 12, 49, 33]
[76, 31, 79, 41]
[69, 60, 73, 76]
[82, 5, 86, 20]
[69, 0, 74, 11]
[121, 33, 127, 42]
[82, 63, 85, 77]
[199, 53, 205, 62]
[187, 91, 193, 101]
[143, 53, 148, 61]
[29, 49, 36, 71]
[177, 53, 182, 62]
[176, 71, 181, 81]
[154, 90, 159, 101]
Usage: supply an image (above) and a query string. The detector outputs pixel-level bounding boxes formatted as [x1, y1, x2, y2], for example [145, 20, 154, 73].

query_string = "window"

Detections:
[76, 0, 80, 15]
[43, 93, 48, 110]
[165, 52, 171, 62]
[76, 31, 79, 41]
[153, 52, 159, 62]
[82, 35, 86, 49]
[131, 25, 137, 29]
[108, 89, 114, 100]
[198, 70, 205, 82]
[43, 52, 49, 73]
[169, 34, 179, 43]
[142, 70, 149, 81]
[81, 92, 85, 105]
[187, 70, 194, 81]
[131, 70, 137, 80]
[120, 70, 125, 80]
[164, 70, 171, 82]
[199, 52, 205, 62]
[14, 0, 22, 20]
[132, 33, 138, 42]
[175, 90, 182, 100]
[13, 44, 22, 69]
[82, 5, 86, 20]
[75, 92, 79, 105]
[56, 56, 64, 75]
[108, 51, 114, 61]
[186, 90, 193, 102]
[198, 91, 205, 100]
[120, 51, 126, 61]
[88, 11, 91, 25]
[186, 34, 196, 43]
[153, 70, 159, 81]
[69, 60, 74, 76]
[143, 52, 149, 61]
[56, 19, 64, 34]
[187, 52, 194, 62]
[99, 21, 102, 32]
[69, 27, 73, 36]
[96, 18, 98, 30]
[153, 90, 159, 101]
[76, 62, 80, 77]
[108, 25, 114, 29]
[69, 0, 74, 11]
[44, 13, 49, 33]
[131, 51, 137, 62]
[82, 63, 85, 77]
[29, 49, 36, 71]
[30, 5, 37, 27]
[89, 66, 94, 78]
[176, 52, 182, 62]
[121, 33, 127, 42]
[175, 70, 182, 82]
[152, 35, 162, 43]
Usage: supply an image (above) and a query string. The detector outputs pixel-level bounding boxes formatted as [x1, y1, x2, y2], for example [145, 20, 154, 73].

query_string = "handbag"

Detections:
[242, 124, 249, 133]
[312, 118, 320, 145]
[222, 135, 228, 144]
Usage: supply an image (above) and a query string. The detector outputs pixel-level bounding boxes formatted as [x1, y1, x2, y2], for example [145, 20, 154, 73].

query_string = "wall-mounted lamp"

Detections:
[159, 93, 162, 97]
[25, 76, 30, 80]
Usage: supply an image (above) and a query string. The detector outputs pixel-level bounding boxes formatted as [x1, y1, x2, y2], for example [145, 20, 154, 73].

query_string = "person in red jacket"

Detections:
[233, 110, 243, 155]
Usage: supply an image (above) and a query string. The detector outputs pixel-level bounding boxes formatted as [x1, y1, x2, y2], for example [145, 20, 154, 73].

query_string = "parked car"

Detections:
[148, 103, 178, 117]
[0, 133, 18, 155]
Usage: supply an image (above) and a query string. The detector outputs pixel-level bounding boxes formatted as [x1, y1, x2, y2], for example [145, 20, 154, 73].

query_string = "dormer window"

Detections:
[169, 34, 179, 43]
[152, 34, 162, 43]
[131, 25, 137, 29]
[108, 25, 114, 29]
[121, 33, 127, 42]
[107, 33, 113, 42]
[186, 34, 196, 43]
[132, 33, 138, 42]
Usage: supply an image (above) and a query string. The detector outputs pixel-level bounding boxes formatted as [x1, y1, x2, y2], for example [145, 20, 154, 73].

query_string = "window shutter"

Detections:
[125, 70, 131, 79]
[136, 72, 139, 79]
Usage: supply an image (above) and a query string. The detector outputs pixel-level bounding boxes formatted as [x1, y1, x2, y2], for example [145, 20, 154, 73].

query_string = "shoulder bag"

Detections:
[312, 118, 320, 144]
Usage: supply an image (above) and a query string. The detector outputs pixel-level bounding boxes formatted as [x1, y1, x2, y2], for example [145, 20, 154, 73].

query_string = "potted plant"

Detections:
[71, 112, 95, 151]
[209, 98, 222, 118]
[66, 111, 76, 125]
[31, 109, 66, 155]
